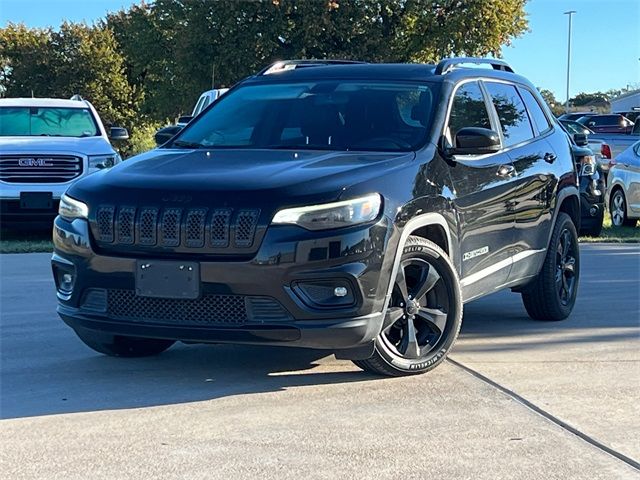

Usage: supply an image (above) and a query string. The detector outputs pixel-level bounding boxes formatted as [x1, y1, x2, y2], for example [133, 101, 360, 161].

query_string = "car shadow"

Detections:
[0, 342, 379, 420]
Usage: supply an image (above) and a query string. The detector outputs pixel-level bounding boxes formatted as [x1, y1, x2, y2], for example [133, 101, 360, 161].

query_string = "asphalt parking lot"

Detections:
[1, 244, 638, 479]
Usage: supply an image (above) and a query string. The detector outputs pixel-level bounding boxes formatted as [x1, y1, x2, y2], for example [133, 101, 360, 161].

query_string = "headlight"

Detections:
[580, 155, 597, 176]
[59, 194, 89, 220]
[272, 194, 382, 230]
[88, 154, 118, 170]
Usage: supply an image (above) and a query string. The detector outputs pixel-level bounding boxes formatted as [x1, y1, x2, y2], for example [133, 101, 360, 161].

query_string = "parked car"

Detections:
[607, 140, 640, 227]
[154, 88, 229, 145]
[558, 112, 597, 122]
[570, 136, 605, 236]
[577, 114, 634, 134]
[560, 119, 612, 173]
[52, 58, 581, 377]
[0, 97, 127, 229]
[587, 120, 640, 159]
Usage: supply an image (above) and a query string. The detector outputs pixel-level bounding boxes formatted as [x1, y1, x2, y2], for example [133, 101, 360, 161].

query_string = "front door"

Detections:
[445, 81, 516, 301]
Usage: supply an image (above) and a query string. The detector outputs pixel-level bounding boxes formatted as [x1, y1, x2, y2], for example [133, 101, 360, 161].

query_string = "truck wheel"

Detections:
[74, 328, 175, 357]
[521, 212, 579, 321]
[610, 189, 637, 227]
[354, 237, 462, 377]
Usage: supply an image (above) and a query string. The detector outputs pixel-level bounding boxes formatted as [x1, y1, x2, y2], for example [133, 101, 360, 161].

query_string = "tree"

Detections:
[0, 22, 137, 127]
[106, 0, 529, 121]
[538, 88, 564, 117]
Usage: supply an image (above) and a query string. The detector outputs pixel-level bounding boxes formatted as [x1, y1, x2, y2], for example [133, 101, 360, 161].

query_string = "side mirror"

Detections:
[448, 127, 501, 155]
[109, 127, 129, 141]
[177, 115, 194, 125]
[573, 133, 589, 147]
[154, 125, 183, 146]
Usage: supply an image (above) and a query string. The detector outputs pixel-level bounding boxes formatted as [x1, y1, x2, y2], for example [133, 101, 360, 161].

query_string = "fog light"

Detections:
[589, 206, 598, 217]
[334, 286, 348, 297]
[61, 273, 74, 291]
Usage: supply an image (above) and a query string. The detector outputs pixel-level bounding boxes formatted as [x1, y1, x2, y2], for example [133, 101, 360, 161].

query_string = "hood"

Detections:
[0, 136, 114, 156]
[70, 148, 415, 207]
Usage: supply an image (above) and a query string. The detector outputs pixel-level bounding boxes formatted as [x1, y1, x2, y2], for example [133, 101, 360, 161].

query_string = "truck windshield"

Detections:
[0, 107, 99, 137]
[174, 81, 436, 152]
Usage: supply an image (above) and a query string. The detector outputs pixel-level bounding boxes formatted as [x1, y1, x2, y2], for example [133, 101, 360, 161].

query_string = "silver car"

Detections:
[607, 140, 640, 227]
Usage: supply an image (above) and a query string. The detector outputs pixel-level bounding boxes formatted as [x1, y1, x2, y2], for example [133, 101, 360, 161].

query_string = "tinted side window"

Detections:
[520, 88, 551, 134]
[485, 82, 534, 147]
[448, 82, 491, 139]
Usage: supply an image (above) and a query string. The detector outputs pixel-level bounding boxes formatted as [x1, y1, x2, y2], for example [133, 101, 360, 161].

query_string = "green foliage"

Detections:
[538, 88, 564, 117]
[119, 121, 163, 158]
[105, 0, 529, 121]
[0, 22, 138, 128]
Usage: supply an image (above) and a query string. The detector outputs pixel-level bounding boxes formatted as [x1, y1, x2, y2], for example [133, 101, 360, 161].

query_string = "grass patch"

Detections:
[579, 211, 639, 243]
[0, 231, 53, 254]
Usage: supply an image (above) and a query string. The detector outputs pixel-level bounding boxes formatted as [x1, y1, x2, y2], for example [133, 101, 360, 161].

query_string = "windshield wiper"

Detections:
[172, 140, 205, 149]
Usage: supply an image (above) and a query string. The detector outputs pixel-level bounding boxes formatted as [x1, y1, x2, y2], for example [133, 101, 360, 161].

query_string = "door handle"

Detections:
[497, 164, 516, 177]
[544, 152, 557, 163]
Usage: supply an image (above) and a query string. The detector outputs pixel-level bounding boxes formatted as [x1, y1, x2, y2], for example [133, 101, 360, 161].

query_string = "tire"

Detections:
[354, 236, 462, 377]
[74, 328, 175, 357]
[521, 212, 579, 321]
[610, 189, 637, 227]
[580, 209, 603, 237]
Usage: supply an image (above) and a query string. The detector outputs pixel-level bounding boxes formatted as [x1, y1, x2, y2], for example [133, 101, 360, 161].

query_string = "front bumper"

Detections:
[579, 174, 605, 220]
[52, 214, 396, 350]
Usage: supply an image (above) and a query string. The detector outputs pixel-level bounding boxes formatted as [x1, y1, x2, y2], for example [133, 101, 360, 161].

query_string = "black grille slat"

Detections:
[0, 155, 83, 183]
[96, 206, 115, 243]
[185, 209, 207, 248]
[235, 210, 260, 247]
[210, 208, 231, 247]
[138, 208, 158, 246]
[107, 289, 248, 324]
[161, 208, 182, 247]
[116, 207, 136, 244]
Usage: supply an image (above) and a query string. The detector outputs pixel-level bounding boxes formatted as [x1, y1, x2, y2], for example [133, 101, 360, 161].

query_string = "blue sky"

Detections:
[1, 0, 638, 100]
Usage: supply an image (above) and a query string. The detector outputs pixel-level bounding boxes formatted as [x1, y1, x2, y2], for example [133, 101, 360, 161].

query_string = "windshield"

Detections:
[561, 120, 593, 135]
[0, 107, 99, 137]
[174, 80, 436, 152]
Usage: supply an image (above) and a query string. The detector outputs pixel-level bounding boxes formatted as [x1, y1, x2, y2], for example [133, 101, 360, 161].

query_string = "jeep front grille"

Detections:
[0, 155, 83, 183]
[93, 205, 261, 253]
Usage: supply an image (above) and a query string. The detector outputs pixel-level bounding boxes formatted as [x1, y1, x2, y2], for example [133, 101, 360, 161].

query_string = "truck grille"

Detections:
[101, 289, 290, 325]
[0, 155, 82, 183]
[93, 205, 261, 253]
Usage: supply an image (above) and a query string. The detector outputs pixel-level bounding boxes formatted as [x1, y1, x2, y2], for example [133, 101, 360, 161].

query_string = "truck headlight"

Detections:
[88, 154, 118, 170]
[59, 194, 89, 220]
[272, 194, 382, 230]
[580, 155, 597, 176]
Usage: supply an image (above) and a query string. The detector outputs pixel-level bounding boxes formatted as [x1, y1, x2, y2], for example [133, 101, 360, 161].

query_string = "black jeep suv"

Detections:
[52, 58, 581, 376]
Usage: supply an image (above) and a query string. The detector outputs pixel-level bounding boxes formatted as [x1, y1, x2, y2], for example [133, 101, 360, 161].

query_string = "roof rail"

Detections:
[70, 94, 84, 101]
[434, 57, 514, 75]
[258, 59, 367, 76]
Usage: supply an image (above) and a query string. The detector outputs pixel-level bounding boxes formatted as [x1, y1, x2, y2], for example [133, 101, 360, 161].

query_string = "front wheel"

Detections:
[610, 189, 637, 227]
[354, 237, 462, 377]
[521, 212, 579, 321]
[74, 328, 175, 357]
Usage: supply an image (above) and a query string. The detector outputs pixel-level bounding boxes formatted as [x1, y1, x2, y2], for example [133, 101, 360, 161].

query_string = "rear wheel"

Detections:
[521, 212, 579, 321]
[354, 237, 462, 377]
[74, 329, 175, 357]
[610, 189, 637, 227]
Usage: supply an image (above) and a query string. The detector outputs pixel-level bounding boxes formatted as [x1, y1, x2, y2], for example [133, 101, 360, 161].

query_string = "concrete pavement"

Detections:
[0, 245, 638, 479]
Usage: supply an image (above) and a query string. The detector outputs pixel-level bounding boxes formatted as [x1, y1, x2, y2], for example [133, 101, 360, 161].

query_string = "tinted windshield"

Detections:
[174, 81, 436, 152]
[0, 107, 99, 137]
[561, 120, 593, 135]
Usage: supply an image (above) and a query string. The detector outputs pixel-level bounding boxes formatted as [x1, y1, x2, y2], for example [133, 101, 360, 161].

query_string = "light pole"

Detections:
[564, 10, 576, 113]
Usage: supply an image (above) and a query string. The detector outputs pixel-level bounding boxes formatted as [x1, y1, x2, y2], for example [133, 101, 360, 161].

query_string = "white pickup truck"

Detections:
[0, 97, 127, 229]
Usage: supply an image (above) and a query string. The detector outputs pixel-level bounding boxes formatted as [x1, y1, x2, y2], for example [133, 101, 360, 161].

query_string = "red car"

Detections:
[578, 114, 635, 134]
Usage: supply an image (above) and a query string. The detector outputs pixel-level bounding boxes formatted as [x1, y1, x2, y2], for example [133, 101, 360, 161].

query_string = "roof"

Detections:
[611, 89, 640, 103]
[0, 98, 91, 108]
[243, 60, 533, 89]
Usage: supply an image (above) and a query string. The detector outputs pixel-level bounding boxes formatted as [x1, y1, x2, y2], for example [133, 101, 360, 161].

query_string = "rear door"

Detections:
[445, 81, 516, 300]
[482, 82, 557, 282]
